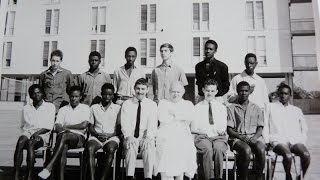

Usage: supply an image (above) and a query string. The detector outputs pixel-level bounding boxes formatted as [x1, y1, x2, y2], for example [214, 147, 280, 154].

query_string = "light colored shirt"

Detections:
[55, 103, 90, 136]
[21, 101, 56, 133]
[227, 101, 264, 136]
[151, 63, 188, 101]
[113, 66, 145, 97]
[267, 102, 308, 146]
[228, 71, 269, 110]
[158, 99, 194, 126]
[90, 103, 121, 134]
[76, 69, 112, 105]
[121, 97, 158, 139]
[192, 99, 227, 138]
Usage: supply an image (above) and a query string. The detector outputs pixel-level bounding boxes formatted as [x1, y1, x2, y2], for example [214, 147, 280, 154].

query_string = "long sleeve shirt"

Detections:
[121, 97, 158, 139]
[267, 102, 308, 146]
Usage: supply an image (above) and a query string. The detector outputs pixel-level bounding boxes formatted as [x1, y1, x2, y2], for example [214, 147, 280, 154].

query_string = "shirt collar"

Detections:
[275, 101, 292, 108]
[242, 70, 258, 80]
[132, 97, 146, 103]
[201, 99, 218, 105]
[46, 67, 63, 74]
[99, 102, 115, 111]
[160, 60, 172, 68]
[86, 69, 102, 76]
[122, 64, 137, 69]
[29, 100, 45, 108]
[233, 100, 254, 109]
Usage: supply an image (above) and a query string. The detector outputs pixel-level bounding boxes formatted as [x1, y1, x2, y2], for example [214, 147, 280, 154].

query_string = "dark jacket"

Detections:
[195, 58, 229, 96]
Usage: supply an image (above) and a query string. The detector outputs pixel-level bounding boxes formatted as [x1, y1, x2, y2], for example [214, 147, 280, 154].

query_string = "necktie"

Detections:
[209, 102, 214, 125]
[134, 100, 141, 138]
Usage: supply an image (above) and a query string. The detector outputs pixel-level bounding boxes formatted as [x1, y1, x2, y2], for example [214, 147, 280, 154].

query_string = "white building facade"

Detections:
[0, 0, 315, 104]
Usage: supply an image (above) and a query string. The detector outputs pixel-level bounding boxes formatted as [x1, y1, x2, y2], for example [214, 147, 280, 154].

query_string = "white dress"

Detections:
[154, 99, 197, 178]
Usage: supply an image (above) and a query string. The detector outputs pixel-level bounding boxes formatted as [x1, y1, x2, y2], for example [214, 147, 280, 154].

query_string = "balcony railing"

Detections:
[290, 0, 312, 3]
[291, 18, 315, 35]
[293, 54, 318, 71]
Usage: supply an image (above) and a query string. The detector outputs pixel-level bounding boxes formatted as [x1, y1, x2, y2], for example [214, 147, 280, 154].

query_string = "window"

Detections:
[4, 11, 16, 35]
[44, 0, 60, 4]
[193, 37, 209, 66]
[140, 4, 156, 32]
[246, 0, 264, 30]
[91, 6, 107, 33]
[247, 36, 266, 65]
[90, 40, 106, 66]
[193, 3, 209, 31]
[8, 0, 17, 5]
[3, 42, 13, 67]
[140, 38, 156, 67]
[45, 9, 60, 35]
[42, 41, 58, 67]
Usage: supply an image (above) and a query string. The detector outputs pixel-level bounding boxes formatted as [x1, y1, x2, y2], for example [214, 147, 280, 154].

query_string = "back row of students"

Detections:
[14, 39, 310, 180]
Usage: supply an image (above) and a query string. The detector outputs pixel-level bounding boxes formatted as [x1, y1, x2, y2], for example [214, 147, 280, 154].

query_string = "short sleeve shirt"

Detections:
[55, 103, 90, 136]
[90, 103, 121, 134]
[227, 101, 264, 136]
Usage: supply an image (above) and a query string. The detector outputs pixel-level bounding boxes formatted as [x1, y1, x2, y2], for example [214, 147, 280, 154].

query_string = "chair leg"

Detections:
[113, 151, 117, 180]
[234, 154, 237, 180]
[225, 153, 228, 180]
[80, 152, 83, 180]
[271, 155, 278, 180]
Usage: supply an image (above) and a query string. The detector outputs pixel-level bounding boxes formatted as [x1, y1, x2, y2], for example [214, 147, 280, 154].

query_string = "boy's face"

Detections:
[245, 57, 257, 74]
[101, 88, 114, 104]
[279, 88, 291, 105]
[203, 84, 218, 102]
[204, 43, 216, 59]
[89, 55, 101, 69]
[160, 47, 172, 61]
[125, 51, 137, 66]
[134, 84, 148, 101]
[237, 85, 250, 101]
[50, 55, 62, 71]
[30, 88, 43, 102]
[69, 90, 81, 107]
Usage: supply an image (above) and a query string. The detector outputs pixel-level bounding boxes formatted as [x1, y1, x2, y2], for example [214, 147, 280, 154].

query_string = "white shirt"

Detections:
[55, 103, 90, 136]
[121, 97, 158, 139]
[192, 99, 227, 138]
[267, 102, 308, 145]
[228, 71, 269, 110]
[113, 66, 145, 97]
[90, 103, 121, 134]
[22, 101, 55, 133]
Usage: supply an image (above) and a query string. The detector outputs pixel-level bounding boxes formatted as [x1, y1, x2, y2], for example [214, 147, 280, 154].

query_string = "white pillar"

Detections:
[313, 0, 320, 81]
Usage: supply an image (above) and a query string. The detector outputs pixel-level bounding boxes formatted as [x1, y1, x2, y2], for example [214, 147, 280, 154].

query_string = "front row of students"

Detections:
[14, 78, 310, 180]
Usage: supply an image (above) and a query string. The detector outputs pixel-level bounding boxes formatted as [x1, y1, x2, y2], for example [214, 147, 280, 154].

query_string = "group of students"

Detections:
[13, 40, 310, 180]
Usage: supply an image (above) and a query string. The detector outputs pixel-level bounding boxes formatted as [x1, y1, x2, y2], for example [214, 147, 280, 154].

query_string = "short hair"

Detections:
[169, 81, 185, 94]
[69, 86, 82, 95]
[125, 47, 137, 55]
[245, 53, 257, 62]
[28, 84, 43, 97]
[203, 79, 219, 89]
[205, 40, 218, 51]
[160, 43, 174, 52]
[89, 51, 101, 60]
[236, 81, 250, 92]
[50, 49, 63, 61]
[101, 83, 115, 94]
[134, 78, 148, 88]
[277, 83, 292, 95]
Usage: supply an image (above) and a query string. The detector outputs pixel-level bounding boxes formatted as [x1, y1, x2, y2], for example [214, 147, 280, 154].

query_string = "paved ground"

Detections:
[0, 104, 319, 179]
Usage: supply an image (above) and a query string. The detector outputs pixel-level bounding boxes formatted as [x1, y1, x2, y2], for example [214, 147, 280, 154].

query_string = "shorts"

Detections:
[88, 136, 120, 147]
[22, 130, 50, 145]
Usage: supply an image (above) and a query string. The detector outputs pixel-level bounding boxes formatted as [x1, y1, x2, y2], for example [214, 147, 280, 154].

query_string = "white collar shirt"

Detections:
[22, 101, 56, 133]
[121, 97, 158, 139]
[229, 71, 269, 110]
[90, 103, 121, 134]
[192, 99, 227, 137]
[55, 103, 90, 136]
[267, 102, 308, 145]
[113, 66, 145, 97]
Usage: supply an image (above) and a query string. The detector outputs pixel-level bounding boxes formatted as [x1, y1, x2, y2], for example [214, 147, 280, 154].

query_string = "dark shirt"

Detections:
[39, 67, 73, 111]
[195, 58, 229, 96]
